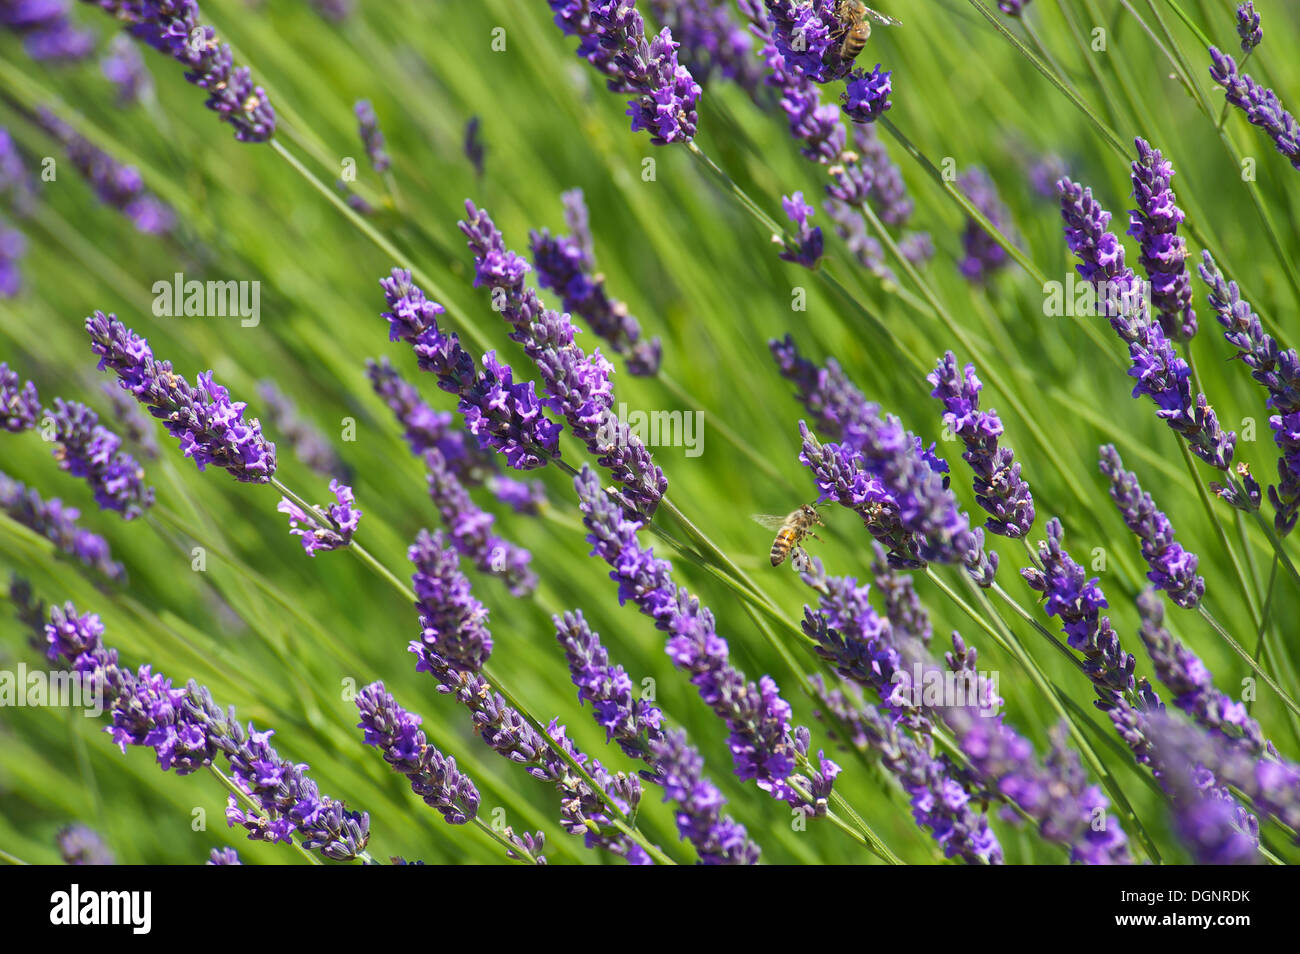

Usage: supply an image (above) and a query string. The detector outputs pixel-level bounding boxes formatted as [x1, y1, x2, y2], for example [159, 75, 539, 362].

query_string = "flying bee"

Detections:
[753, 504, 826, 567]
[833, 1, 902, 64]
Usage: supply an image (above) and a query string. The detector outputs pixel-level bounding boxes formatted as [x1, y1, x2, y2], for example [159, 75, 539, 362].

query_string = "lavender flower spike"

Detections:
[1059, 178, 1235, 472]
[354, 100, 390, 173]
[556, 610, 762, 864]
[574, 465, 836, 811]
[842, 65, 893, 125]
[79, 0, 276, 143]
[460, 201, 666, 516]
[1137, 588, 1272, 758]
[408, 529, 493, 672]
[38, 602, 369, 860]
[47, 398, 155, 519]
[1, 0, 93, 61]
[355, 682, 480, 825]
[956, 168, 1012, 284]
[643, 0, 763, 93]
[529, 188, 661, 376]
[1098, 445, 1204, 609]
[464, 115, 484, 178]
[1209, 48, 1299, 171]
[1, 361, 39, 431]
[929, 352, 1035, 538]
[548, 1, 702, 145]
[277, 480, 360, 556]
[0, 472, 127, 582]
[778, 191, 824, 269]
[1197, 251, 1300, 534]
[87, 313, 277, 483]
[378, 268, 562, 471]
[206, 847, 241, 864]
[101, 34, 152, 107]
[1129, 139, 1195, 341]
[1236, 3, 1261, 55]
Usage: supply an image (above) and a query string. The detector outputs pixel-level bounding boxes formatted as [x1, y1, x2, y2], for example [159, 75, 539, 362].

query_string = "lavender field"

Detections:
[0, 0, 1298, 870]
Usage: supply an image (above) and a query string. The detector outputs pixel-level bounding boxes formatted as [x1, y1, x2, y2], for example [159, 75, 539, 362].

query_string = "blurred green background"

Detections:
[2, 0, 1299, 864]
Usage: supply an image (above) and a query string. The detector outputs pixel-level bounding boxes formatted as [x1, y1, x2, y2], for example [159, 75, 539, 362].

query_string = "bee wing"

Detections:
[863, 7, 902, 25]
[751, 513, 790, 530]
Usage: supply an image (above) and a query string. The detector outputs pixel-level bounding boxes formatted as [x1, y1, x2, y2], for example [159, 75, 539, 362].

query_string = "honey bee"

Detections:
[833, 1, 902, 63]
[753, 504, 825, 567]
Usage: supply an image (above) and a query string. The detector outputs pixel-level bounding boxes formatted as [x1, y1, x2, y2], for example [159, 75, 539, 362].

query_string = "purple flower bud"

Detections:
[464, 115, 484, 178]
[1, 0, 93, 61]
[1099, 445, 1204, 608]
[206, 846, 241, 864]
[644, 0, 764, 93]
[82, 1, 276, 142]
[1236, 2, 1262, 55]
[354, 100, 390, 173]
[87, 313, 277, 483]
[0, 473, 126, 582]
[101, 34, 152, 106]
[1129, 138, 1195, 341]
[355, 682, 480, 825]
[35, 109, 174, 235]
[548, 1, 702, 145]
[1209, 47, 1299, 172]
[929, 352, 1035, 537]
[46, 397, 155, 519]
[408, 529, 493, 671]
[277, 480, 360, 556]
[778, 191, 824, 268]
[956, 168, 1012, 283]
[56, 824, 114, 865]
[1, 361, 39, 431]
[0, 220, 24, 297]
[1197, 251, 1300, 534]
[530, 189, 661, 376]
[841, 64, 892, 124]
[998, 0, 1030, 15]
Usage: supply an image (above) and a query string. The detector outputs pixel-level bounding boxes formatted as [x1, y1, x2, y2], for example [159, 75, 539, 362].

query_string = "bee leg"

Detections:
[791, 547, 811, 572]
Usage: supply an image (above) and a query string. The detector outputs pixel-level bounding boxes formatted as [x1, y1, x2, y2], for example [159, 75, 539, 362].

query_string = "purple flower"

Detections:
[256, 381, 348, 481]
[1209, 47, 1299, 171]
[555, 609, 762, 864]
[1028, 153, 1069, 200]
[956, 168, 1012, 284]
[408, 529, 493, 671]
[1, 0, 93, 61]
[1129, 139, 1195, 341]
[778, 191, 824, 268]
[1099, 445, 1204, 608]
[206, 847, 241, 864]
[461, 202, 666, 516]
[487, 475, 547, 514]
[378, 268, 563, 472]
[277, 480, 360, 556]
[1198, 251, 1300, 534]
[36, 601, 369, 860]
[47, 398, 155, 519]
[1137, 588, 1272, 758]
[758, 0, 847, 84]
[81, 1, 276, 142]
[530, 188, 661, 376]
[1059, 178, 1235, 472]
[998, 0, 1030, 15]
[1, 361, 39, 431]
[644, 0, 763, 92]
[355, 682, 480, 825]
[929, 352, 1034, 537]
[308, 0, 352, 22]
[412, 644, 650, 863]
[755, 20, 845, 164]
[56, 824, 114, 865]
[0, 472, 127, 582]
[555, 609, 664, 762]
[464, 115, 484, 178]
[87, 313, 278, 483]
[101, 34, 153, 106]
[574, 465, 832, 811]
[354, 100, 390, 173]
[425, 452, 537, 596]
[1236, 2, 1262, 55]
[548, 1, 702, 145]
[35, 109, 174, 235]
[101, 381, 159, 459]
[841, 64, 892, 124]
